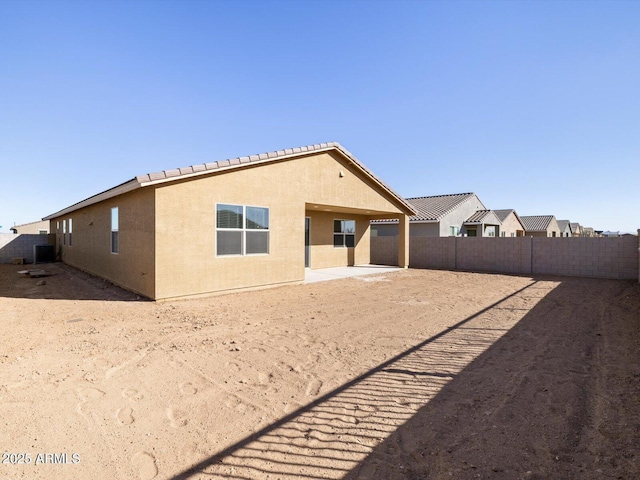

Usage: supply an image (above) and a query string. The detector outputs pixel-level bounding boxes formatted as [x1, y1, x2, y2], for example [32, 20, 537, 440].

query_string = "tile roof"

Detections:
[44, 142, 416, 220]
[493, 209, 515, 222]
[520, 215, 555, 232]
[387, 192, 480, 223]
[570, 222, 581, 233]
[465, 210, 501, 224]
[134, 142, 341, 185]
[557, 220, 571, 231]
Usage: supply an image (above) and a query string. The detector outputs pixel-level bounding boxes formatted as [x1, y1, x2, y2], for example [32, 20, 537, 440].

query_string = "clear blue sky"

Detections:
[1, 0, 638, 233]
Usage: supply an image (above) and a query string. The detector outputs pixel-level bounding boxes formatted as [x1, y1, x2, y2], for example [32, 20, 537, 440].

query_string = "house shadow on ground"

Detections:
[0, 263, 144, 301]
[170, 276, 640, 480]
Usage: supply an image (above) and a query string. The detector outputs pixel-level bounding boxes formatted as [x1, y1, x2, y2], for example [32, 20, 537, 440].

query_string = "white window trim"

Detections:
[215, 203, 270, 257]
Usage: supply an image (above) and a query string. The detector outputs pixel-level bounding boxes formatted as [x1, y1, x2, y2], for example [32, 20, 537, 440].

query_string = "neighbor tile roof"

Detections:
[557, 220, 571, 231]
[371, 192, 481, 224]
[493, 209, 515, 222]
[465, 210, 499, 223]
[520, 215, 555, 231]
[44, 142, 416, 220]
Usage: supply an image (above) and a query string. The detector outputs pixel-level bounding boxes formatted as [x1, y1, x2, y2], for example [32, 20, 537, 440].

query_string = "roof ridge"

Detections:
[136, 141, 341, 183]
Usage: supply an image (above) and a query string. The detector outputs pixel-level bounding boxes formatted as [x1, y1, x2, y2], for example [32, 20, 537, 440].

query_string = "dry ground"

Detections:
[0, 263, 638, 480]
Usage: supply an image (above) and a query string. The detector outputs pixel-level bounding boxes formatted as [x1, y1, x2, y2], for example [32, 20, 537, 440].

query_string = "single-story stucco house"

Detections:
[43, 142, 416, 300]
[493, 209, 526, 237]
[556, 220, 573, 237]
[9, 220, 50, 235]
[570, 222, 583, 237]
[371, 192, 492, 237]
[520, 215, 562, 237]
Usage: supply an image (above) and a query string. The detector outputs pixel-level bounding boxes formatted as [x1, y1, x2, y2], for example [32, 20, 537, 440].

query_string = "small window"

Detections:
[39, 230, 47, 235]
[68, 218, 73, 246]
[63, 220, 66, 245]
[334, 219, 355, 248]
[500, 231, 506, 237]
[216, 204, 269, 256]
[449, 226, 460, 237]
[111, 207, 119, 254]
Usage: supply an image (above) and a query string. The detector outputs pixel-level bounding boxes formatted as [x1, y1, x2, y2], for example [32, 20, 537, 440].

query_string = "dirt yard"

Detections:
[0, 263, 638, 480]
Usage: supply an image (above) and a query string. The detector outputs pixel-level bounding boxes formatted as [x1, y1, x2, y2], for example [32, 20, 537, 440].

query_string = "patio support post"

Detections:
[398, 214, 409, 268]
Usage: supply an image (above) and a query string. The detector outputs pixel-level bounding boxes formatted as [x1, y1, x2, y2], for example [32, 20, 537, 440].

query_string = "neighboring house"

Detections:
[43, 142, 415, 300]
[493, 209, 526, 237]
[601, 231, 620, 237]
[582, 227, 595, 237]
[9, 220, 50, 235]
[556, 220, 573, 237]
[371, 192, 489, 237]
[520, 215, 562, 237]
[463, 210, 502, 237]
[570, 222, 583, 237]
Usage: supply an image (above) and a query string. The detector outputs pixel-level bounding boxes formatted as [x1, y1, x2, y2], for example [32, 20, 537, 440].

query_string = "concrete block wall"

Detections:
[457, 237, 532, 275]
[532, 236, 639, 280]
[370, 236, 398, 266]
[371, 234, 639, 281]
[0, 233, 55, 264]
[410, 237, 455, 269]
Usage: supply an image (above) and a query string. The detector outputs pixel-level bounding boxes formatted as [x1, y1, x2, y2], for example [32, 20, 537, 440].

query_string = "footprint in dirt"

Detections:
[75, 387, 106, 427]
[257, 372, 271, 385]
[76, 387, 106, 401]
[179, 383, 198, 395]
[116, 407, 135, 425]
[166, 406, 188, 428]
[226, 362, 241, 372]
[305, 378, 323, 397]
[131, 451, 158, 480]
[122, 388, 144, 401]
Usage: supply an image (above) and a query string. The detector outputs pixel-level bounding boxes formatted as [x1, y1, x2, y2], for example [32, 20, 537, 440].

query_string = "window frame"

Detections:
[333, 219, 356, 248]
[215, 203, 270, 257]
[68, 218, 73, 246]
[62, 219, 66, 246]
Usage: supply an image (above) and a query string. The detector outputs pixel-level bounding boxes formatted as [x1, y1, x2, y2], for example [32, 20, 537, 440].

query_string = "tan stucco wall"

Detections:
[11, 220, 50, 234]
[499, 213, 525, 237]
[50, 188, 156, 298]
[153, 151, 406, 299]
[304, 211, 371, 269]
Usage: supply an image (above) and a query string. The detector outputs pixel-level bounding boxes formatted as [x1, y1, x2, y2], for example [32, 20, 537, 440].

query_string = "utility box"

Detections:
[34, 245, 55, 264]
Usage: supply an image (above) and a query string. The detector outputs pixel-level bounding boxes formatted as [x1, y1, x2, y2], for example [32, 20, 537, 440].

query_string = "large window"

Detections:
[333, 219, 355, 248]
[111, 207, 119, 254]
[216, 204, 269, 256]
[68, 218, 73, 246]
[62, 220, 66, 245]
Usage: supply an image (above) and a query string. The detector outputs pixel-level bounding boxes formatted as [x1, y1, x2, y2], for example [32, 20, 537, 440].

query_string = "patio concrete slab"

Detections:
[304, 265, 403, 284]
